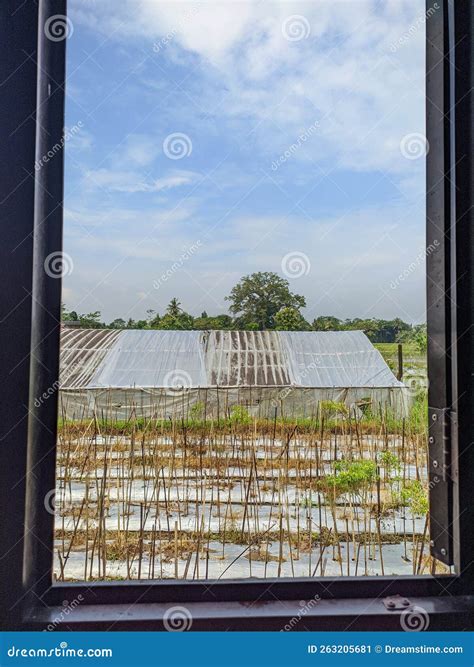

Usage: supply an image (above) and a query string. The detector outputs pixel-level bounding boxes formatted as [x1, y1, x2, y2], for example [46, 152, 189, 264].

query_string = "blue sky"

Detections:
[63, 0, 428, 324]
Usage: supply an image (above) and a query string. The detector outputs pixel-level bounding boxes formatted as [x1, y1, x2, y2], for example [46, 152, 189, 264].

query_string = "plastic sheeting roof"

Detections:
[60, 328, 403, 390]
[279, 331, 399, 388]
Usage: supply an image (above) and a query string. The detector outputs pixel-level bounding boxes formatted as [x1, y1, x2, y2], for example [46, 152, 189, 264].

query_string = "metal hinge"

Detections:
[429, 407, 451, 481]
[428, 407, 455, 565]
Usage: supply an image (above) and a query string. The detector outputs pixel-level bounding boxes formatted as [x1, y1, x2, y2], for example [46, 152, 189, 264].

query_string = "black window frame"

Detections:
[1, 0, 473, 631]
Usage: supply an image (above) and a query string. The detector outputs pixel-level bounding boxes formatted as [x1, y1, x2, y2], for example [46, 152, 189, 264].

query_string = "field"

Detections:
[375, 343, 427, 384]
[52, 380, 446, 582]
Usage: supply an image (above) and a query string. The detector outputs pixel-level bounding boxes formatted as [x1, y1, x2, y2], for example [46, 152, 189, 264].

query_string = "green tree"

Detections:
[312, 315, 342, 331]
[156, 298, 194, 330]
[83, 312, 103, 328]
[167, 298, 182, 317]
[226, 272, 306, 330]
[193, 314, 233, 330]
[274, 306, 310, 331]
[109, 318, 127, 329]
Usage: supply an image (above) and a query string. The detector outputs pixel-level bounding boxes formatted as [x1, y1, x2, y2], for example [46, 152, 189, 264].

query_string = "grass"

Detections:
[58, 394, 428, 436]
[375, 342, 427, 378]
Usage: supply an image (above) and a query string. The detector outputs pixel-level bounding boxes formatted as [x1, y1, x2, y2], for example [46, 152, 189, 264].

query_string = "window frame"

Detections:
[1, 0, 473, 631]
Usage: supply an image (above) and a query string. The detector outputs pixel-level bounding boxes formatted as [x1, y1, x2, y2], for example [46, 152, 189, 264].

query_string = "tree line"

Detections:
[62, 271, 426, 346]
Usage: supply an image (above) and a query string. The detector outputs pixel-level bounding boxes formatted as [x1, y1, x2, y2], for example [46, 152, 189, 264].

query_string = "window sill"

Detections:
[25, 596, 474, 631]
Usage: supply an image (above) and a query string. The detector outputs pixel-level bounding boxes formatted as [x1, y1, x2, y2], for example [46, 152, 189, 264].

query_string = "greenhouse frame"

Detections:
[59, 327, 408, 420]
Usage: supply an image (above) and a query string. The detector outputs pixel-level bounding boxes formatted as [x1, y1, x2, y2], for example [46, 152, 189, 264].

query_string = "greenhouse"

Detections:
[59, 327, 408, 419]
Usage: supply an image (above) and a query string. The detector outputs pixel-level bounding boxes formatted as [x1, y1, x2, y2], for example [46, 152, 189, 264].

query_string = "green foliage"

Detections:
[76, 311, 103, 328]
[229, 405, 251, 425]
[274, 306, 310, 331]
[190, 402, 205, 420]
[313, 316, 418, 343]
[401, 480, 428, 516]
[193, 314, 233, 330]
[154, 298, 194, 330]
[378, 451, 400, 474]
[396, 323, 427, 352]
[62, 277, 425, 343]
[319, 400, 348, 420]
[225, 271, 306, 330]
[318, 460, 378, 500]
[312, 315, 342, 331]
[109, 318, 127, 329]
[244, 321, 259, 331]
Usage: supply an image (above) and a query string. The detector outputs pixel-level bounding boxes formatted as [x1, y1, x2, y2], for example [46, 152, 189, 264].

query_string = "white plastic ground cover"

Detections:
[60, 328, 403, 390]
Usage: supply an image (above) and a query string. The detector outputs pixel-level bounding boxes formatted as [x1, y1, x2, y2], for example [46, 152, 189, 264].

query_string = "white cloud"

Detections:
[121, 133, 161, 167]
[64, 0, 428, 322]
[72, 0, 426, 177]
[63, 200, 425, 322]
[82, 168, 200, 193]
